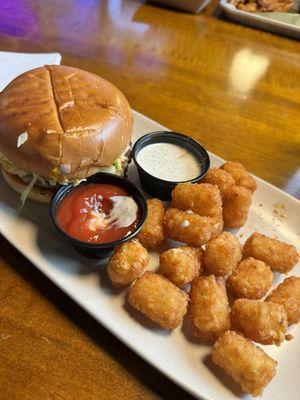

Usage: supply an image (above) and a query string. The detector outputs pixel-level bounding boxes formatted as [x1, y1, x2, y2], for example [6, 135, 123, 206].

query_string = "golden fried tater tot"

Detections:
[223, 185, 252, 228]
[189, 275, 230, 341]
[231, 299, 288, 346]
[204, 232, 242, 276]
[128, 271, 188, 329]
[266, 276, 300, 325]
[243, 232, 299, 273]
[137, 198, 165, 249]
[164, 208, 222, 246]
[220, 161, 257, 193]
[107, 239, 149, 286]
[171, 182, 222, 219]
[159, 246, 202, 288]
[201, 167, 235, 198]
[227, 257, 273, 299]
[212, 331, 277, 397]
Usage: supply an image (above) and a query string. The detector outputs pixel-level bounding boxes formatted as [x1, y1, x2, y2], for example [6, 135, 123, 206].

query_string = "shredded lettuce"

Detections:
[0, 151, 125, 183]
[17, 173, 38, 211]
[0, 152, 85, 186]
[0, 152, 29, 178]
[0, 149, 128, 209]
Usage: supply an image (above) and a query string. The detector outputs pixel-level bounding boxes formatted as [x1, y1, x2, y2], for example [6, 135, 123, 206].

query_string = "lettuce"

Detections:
[17, 173, 38, 211]
[0, 149, 128, 209]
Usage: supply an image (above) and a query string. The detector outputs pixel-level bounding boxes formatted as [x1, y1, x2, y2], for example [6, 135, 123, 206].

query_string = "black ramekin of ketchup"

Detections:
[50, 173, 148, 259]
[132, 131, 210, 200]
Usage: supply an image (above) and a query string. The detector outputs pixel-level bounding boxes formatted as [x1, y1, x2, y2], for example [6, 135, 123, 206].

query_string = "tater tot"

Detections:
[203, 232, 242, 276]
[159, 246, 202, 288]
[212, 331, 277, 397]
[189, 275, 230, 341]
[128, 271, 188, 329]
[201, 167, 235, 198]
[171, 182, 222, 219]
[227, 257, 273, 299]
[164, 208, 222, 246]
[220, 161, 257, 193]
[107, 239, 149, 286]
[266, 276, 300, 325]
[243, 232, 299, 273]
[231, 299, 288, 346]
[222, 186, 252, 228]
[137, 198, 165, 249]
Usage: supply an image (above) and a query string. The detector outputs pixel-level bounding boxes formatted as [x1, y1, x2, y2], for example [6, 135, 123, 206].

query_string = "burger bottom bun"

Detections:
[2, 169, 54, 204]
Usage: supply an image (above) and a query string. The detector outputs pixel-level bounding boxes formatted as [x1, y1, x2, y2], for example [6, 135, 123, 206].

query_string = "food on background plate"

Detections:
[230, 299, 288, 346]
[164, 208, 222, 246]
[171, 182, 223, 219]
[203, 231, 242, 276]
[56, 183, 140, 244]
[158, 246, 202, 288]
[222, 185, 252, 228]
[128, 271, 188, 329]
[266, 276, 300, 325]
[189, 275, 230, 341]
[212, 331, 277, 397]
[137, 198, 165, 249]
[227, 257, 273, 299]
[136, 142, 202, 182]
[243, 232, 299, 273]
[0, 65, 132, 206]
[107, 239, 149, 286]
[229, 0, 294, 12]
[220, 161, 257, 193]
[201, 167, 235, 198]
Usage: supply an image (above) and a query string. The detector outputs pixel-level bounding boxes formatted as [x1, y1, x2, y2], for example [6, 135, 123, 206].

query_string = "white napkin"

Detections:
[0, 51, 61, 91]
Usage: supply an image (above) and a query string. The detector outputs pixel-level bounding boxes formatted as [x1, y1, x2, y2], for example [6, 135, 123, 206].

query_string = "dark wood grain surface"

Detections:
[0, 1, 299, 399]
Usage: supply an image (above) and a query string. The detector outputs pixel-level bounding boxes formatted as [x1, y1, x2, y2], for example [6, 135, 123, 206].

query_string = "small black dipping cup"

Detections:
[132, 131, 210, 201]
[50, 173, 148, 259]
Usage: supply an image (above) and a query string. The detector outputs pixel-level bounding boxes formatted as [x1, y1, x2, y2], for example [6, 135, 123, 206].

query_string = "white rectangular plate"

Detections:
[220, 0, 300, 39]
[0, 110, 299, 400]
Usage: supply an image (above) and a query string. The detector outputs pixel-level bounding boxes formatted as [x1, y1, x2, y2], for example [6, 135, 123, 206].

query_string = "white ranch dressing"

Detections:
[137, 142, 201, 182]
[87, 196, 138, 231]
[108, 196, 138, 227]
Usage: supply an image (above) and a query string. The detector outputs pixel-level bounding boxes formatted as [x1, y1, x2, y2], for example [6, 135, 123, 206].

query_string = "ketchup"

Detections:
[56, 183, 140, 243]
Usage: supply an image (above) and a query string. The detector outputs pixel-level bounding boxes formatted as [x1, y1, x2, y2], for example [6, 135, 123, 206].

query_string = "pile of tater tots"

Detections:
[107, 161, 300, 397]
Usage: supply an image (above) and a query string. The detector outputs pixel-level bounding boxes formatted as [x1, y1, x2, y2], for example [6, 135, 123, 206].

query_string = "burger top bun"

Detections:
[0, 65, 133, 181]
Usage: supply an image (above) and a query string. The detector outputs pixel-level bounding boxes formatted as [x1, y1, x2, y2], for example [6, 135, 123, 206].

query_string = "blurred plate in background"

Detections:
[149, 0, 212, 13]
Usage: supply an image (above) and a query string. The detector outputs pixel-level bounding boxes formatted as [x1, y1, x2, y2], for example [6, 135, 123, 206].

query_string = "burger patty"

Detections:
[0, 145, 132, 189]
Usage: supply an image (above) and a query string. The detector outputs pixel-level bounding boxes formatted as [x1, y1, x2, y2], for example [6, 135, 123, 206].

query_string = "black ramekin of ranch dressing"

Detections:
[132, 131, 210, 201]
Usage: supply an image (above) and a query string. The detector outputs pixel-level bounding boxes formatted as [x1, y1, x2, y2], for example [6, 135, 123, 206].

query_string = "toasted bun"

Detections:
[2, 169, 54, 203]
[0, 65, 133, 181]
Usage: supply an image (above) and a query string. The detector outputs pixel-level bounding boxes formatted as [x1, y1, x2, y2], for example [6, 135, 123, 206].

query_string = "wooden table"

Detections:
[0, 1, 299, 399]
